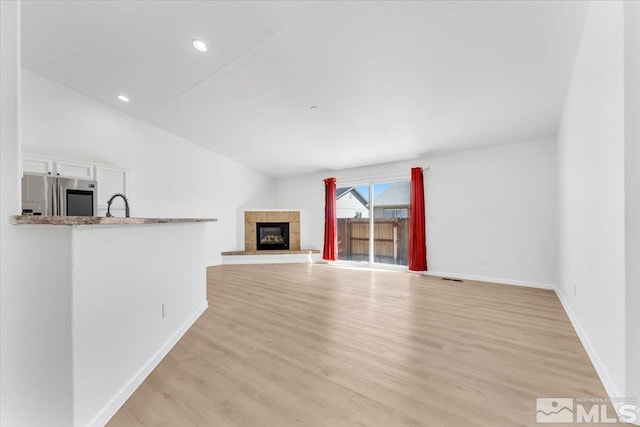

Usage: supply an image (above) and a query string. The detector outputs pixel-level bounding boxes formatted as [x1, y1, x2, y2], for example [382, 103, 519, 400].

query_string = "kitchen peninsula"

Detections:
[10, 216, 217, 427]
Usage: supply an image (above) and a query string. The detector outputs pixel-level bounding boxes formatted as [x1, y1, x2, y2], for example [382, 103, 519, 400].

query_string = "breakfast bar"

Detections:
[10, 215, 217, 225]
[10, 216, 217, 426]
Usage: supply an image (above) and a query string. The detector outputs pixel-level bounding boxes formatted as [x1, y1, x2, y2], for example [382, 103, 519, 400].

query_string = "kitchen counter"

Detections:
[10, 215, 218, 225]
[10, 215, 212, 426]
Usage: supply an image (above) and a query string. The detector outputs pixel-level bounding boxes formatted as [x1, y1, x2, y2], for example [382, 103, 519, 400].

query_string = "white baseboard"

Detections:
[88, 302, 208, 427]
[221, 253, 321, 265]
[554, 289, 631, 422]
[424, 270, 557, 290]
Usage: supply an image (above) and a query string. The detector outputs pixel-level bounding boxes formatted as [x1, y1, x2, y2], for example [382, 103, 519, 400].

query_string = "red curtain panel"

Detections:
[409, 167, 428, 271]
[323, 177, 337, 261]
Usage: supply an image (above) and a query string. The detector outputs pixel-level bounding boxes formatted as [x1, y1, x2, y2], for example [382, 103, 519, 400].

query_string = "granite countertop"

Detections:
[10, 216, 218, 226]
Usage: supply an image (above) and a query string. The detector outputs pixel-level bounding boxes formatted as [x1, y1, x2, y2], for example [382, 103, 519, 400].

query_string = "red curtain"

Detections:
[409, 167, 427, 271]
[323, 177, 337, 261]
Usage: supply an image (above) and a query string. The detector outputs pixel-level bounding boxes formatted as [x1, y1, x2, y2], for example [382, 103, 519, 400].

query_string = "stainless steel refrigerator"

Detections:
[21, 174, 97, 216]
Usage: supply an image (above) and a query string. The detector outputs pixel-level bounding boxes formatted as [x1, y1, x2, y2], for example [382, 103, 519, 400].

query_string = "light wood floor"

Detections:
[109, 264, 615, 426]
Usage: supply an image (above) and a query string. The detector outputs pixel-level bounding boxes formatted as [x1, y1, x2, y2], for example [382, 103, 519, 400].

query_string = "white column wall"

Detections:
[2, 1, 74, 426]
[557, 0, 626, 401]
[624, 0, 640, 414]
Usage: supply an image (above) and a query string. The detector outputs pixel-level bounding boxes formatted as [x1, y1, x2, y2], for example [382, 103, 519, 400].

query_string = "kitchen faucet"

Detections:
[106, 193, 130, 218]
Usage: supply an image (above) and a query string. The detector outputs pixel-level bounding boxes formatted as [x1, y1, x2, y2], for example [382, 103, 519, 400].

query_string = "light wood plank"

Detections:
[108, 264, 618, 426]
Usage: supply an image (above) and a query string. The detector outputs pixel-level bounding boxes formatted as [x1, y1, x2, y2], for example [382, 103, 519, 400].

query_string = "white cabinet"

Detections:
[23, 155, 53, 175]
[55, 160, 94, 180]
[23, 155, 94, 179]
[95, 166, 128, 210]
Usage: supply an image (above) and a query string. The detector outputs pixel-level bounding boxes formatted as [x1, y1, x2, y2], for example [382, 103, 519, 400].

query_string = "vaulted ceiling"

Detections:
[21, 1, 590, 177]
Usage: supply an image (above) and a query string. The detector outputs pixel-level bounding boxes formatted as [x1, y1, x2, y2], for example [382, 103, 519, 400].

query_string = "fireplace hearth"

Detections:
[256, 222, 290, 250]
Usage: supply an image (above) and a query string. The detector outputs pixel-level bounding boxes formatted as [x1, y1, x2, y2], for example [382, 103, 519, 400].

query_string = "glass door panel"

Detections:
[372, 181, 410, 265]
[336, 184, 370, 262]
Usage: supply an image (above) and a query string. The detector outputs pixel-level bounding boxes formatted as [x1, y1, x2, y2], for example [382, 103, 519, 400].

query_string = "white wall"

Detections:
[1, 227, 73, 427]
[21, 69, 275, 265]
[2, 2, 75, 426]
[557, 0, 626, 400]
[1, 54, 273, 425]
[625, 0, 640, 412]
[275, 138, 558, 287]
[72, 224, 207, 427]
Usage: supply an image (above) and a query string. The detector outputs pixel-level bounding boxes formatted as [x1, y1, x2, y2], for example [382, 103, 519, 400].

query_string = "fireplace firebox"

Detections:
[256, 222, 290, 250]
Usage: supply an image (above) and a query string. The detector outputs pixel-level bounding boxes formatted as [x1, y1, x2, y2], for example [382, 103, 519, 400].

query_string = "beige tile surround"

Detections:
[244, 210, 301, 252]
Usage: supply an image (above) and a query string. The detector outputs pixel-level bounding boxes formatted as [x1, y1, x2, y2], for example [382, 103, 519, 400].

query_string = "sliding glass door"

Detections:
[336, 179, 410, 266]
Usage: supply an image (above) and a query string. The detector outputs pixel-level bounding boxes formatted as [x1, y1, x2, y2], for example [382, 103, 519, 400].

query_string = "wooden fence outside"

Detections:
[337, 218, 409, 265]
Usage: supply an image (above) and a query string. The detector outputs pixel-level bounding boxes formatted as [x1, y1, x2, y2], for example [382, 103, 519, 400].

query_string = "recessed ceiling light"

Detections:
[310, 105, 319, 111]
[192, 39, 207, 52]
[117, 94, 130, 103]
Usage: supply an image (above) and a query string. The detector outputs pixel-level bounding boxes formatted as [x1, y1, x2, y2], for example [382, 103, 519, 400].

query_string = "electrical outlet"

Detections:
[162, 303, 166, 319]
[482, 257, 490, 266]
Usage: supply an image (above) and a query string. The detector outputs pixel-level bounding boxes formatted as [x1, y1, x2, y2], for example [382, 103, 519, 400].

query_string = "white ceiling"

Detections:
[21, 0, 590, 177]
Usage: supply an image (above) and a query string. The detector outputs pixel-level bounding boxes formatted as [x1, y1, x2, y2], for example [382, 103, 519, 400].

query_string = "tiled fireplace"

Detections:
[221, 210, 319, 259]
[244, 211, 301, 252]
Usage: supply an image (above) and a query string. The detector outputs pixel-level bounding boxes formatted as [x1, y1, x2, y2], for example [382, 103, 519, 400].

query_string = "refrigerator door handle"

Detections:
[58, 184, 64, 216]
[52, 184, 58, 216]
